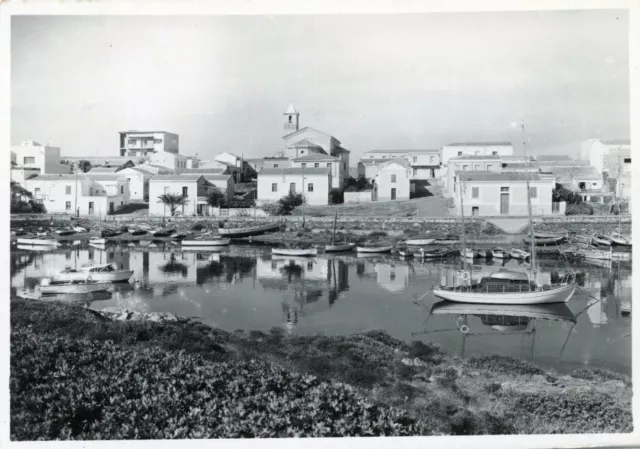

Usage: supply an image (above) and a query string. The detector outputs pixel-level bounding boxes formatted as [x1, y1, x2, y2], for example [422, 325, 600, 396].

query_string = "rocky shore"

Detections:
[10, 297, 633, 439]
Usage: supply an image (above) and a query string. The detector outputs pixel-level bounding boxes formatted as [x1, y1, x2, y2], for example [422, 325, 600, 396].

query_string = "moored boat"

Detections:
[219, 222, 281, 237]
[580, 245, 612, 260]
[54, 263, 133, 283]
[272, 247, 318, 257]
[523, 235, 567, 246]
[609, 232, 631, 247]
[55, 229, 75, 236]
[73, 226, 88, 233]
[397, 248, 414, 258]
[433, 282, 576, 305]
[592, 234, 612, 246]
[325, 242, 356, 253]
[406, 238, 436, 246]
[182, 238, 231, 246]
[89, 237, 107, 245]
[39, 278, 111, 295]
[490, 248, 509, 259]
[151, 228, 176, 237]
[509, 248, 530, 260]
[17, 238, 60, 246]
[129, 229, 148, 236]
[462, 248, 477, 259]
[171, 232, 191, 240]
[419, 247, 456, 259]
[356, 245, 393, 253]
[476, 249, 491, 259]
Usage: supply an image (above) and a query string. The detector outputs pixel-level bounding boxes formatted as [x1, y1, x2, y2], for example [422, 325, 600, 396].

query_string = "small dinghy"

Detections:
[219, 222, 282, 237]
[419, 247, 453, 259]
[397, 248, 414, 258]
[138, 240, 152, 246]
[39, 278, 111, 295]
[55, 229, 75, 236]
[462, 248, 477, 259]
[54, 263, 134, 283]
[523, 235, 567, 246]
[609, 233, 631, 247]
[572, 234, 593, 245]
[73, 226, 88, 233]
[509, 248, 530, 260]
[325, 242, 356, 253]
[476, 249, 491, 259]
[356, 245, 393, 253]
[406, 238, 436, 246]
[580, 245, 613, 260]
[17, 238, 60, 246]
[433, 238, 460, 245]
[72, 240, 82, 246]
[272, 247, 318, 257]
[182, 237, 231, 246]
[592, 234, 612, 246]
[490, 248, 509, 259]
[129, 229, 148, 236]
[36, 231, 48, 237]
[171, 232, 191, 240]
[151, 228, 176, 238]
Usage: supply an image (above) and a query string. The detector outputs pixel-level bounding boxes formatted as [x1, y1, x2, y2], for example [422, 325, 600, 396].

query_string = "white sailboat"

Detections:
[433, 121, 577, 305]
[325, 209, 355, 252]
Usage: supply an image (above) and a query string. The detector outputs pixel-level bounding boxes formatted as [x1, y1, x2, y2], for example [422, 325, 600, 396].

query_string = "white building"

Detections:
[257, 167, 331, 206]
[149, 174, 219, 217]
[361, 149, 441, 180]
[24, 174, 130, 216]
[373, 159, 411, 201]
[200, 174, 235, 202]
[196, 160, 242, 183]
[12, 141, 68, 175]
[117, 167, 154, 201]
[453, 171, 556, 217]
[580, 139, 631, 175]
[441, 142, 514, 166]
[149, 151, 191, 172]
[443, 155, 503, 197]
[119, 131, 180, 157]
[11, 167, 41, 187]
[291, 153, 345, 190]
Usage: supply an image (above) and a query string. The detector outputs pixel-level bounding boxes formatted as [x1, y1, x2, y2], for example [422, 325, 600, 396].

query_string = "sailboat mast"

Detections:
[521, 121, 536, 275]
[332, 207, 338, 245]
[458, 178, 467, 281]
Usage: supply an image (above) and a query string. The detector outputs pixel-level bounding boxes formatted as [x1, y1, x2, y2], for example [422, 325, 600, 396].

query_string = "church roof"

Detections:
[285, 103, 298, 115]
[292, 138, 322, 148]
[378, 158, 411, 170]
[282, 126, 341, 144]
[293, 154, 339, 162]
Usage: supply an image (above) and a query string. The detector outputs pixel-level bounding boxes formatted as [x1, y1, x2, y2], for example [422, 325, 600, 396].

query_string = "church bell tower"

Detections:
[284, 103, 300, 132]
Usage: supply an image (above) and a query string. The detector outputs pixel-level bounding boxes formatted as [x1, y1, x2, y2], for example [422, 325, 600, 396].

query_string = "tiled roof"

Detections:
[25, 174, 81, 181]
[202, 174, 232, 181]
[292, 138, 322, 148]
[360, 158, 390, 165]
[184, 168, 226, 174]
[378, 158, 411, 170]
[458, 171, 543, 182]
[446, 142, 512, 147]
[86, 174, 127, 181]
[293, 154, 339, 162]
[282, 126, 340, 144]
[259, 167, 331, 176]
[150, 174, 204, 182]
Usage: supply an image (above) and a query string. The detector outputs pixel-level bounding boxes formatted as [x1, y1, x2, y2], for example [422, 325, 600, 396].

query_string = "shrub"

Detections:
[360, 330, 408, 351]
[11, 328, 421, 440]
[566, 203, 594, 216]
[191, 223, 205, 231]
[466, 355, 543, 376]
[278, 193, 305, 215]
[571, 368, 631, 386]
[408, 340, 444, 363]
[259, 202, 285, 216]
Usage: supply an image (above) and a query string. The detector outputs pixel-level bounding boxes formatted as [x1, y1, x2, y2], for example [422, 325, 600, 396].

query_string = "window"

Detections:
[487, 165, 493, 170]
[501, 187, 509, 192]
[288, 115, 292, 123]
[463, 165, 469, 171]
[65, 201, 71, 210]
[65, 186, 71, 195]
[529, 187, 537, 198]
[181, 187, 188, 197]
[34, 188, 40, 198]
[472, 206, 479, 216]
[413, 156, 417, 163]
[301, 163, 306, 168]
[472, 187, 479, 199]
[391, 174, 396, 183]
[164, 187, 169, 194]
[307, 261, 313, 270]
[492, 151, 498, 156]
[120, 186, 124, 194]
[314, 163, 319, 168]
[327, 163, 331, 168]
[457, 151, 463, 156]
[308, 183, 314, 192]
[453, 177, 456, 192]
[271, 183, 278, 192]
[24, 157, 35, 164]
[624, 158, 631, 163]
[300, 151, 305, 155]
[273, 164, 279, 168]
[430, 156, 435, 163]
[413, 168, 418, 176]
[289, 183, 296, 194]
[474, 164, 481, 170]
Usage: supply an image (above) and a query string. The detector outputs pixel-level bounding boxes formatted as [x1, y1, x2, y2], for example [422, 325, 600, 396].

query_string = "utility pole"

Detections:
[74, 162, 79, 219]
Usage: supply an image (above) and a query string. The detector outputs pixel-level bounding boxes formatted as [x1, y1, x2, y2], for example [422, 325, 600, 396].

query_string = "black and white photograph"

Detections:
[4, 1, 637, 446]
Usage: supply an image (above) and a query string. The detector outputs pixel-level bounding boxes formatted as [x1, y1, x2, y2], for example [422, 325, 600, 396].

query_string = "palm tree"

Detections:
[157, 193, 189, 217]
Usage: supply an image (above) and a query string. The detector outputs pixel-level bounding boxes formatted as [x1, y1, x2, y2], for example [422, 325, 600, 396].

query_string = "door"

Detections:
[391, 188, 396, 200]
[472, 207, 479, 217]
[109, 202, 114, 214]
[500, 193, 509, 214]
[289, 183, 296, 194]
[88, 202, 94, 215]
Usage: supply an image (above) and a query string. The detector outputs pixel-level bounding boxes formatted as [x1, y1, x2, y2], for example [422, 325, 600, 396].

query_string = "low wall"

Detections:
[209, 207, 268, 218]
[344, 191, 372, 203]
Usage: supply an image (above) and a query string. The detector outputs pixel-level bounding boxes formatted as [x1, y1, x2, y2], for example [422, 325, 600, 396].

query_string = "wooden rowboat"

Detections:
[17, 238, 60, 246]
[356, 246, 393, 253]
[39, 279, 111, 295]
[325, 242, 356, 253]
[272, 247, 318, 257]
[406, 238, 436, 246]
[219, 222, 281, 237]
[182, 238, 230, 246]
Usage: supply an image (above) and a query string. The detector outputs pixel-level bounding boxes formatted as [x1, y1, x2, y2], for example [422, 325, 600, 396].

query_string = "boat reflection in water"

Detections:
[417, 300, 578, 361]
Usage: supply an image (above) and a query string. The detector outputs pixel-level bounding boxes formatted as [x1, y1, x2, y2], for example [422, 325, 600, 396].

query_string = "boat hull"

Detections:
[430, 301, 576, 323]
[356, 246, 393, 253]
[40, 284, 110, 295]
[53, 270, 133, 283]
[325, 243, 355, 252]
[433, 283, 576, 305]
[406, 239, 436, 246]
[523, 236, 566, 246]
[182, 239, 230, 246]
[17, 238, 59, 246]
[272, 248, 318, 257]
[219, 223, 281, 237]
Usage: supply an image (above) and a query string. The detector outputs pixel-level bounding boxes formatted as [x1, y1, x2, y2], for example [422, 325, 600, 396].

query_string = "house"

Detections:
[357, 158, 390, 179]
[290, 153, 345, 190]
[196, 160, 242, 182]
[580, 139, 631, 175]
[444, 155, 503, 197]
[119, 130, 180, 157]
[12, 141, 68, 175]
[81, 174, 131, 211]
[453, 171, 556, 217]
[135, 164, 174, 176]
[24, 174, 130, 216]
[149, 151, 191, 172]
[62, 157, 136, 171]
[149, 175, 212, 217]
[373, 159, 411, 201]
[200, 174, 235, 202]
[11, 167, 41, 187]
[441, 142, 514, 166]
[361, 149, 441, 180]
[257, 167, 331, 206]
[117, 167, 154, 201]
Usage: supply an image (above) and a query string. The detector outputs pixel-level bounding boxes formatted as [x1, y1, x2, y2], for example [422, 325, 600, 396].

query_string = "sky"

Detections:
[11, 11, 629, 162]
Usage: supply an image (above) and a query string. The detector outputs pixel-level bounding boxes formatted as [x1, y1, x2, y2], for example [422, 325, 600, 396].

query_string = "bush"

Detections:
[566, 203, 594, 215]
[408, 340, 444, 363]
[466, 355, 543, 376]
[259, 202, 284, 216]
[278, 193, 305, 215]
[11, 328, 421, 440]
[571, 368, 631, 386]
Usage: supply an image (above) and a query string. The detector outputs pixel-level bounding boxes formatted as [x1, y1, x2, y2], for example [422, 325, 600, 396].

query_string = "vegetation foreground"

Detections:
[10, 298, 632, 440]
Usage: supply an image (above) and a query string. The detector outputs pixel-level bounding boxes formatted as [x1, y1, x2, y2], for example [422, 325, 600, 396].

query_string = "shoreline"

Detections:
[10, 297, 632, 439]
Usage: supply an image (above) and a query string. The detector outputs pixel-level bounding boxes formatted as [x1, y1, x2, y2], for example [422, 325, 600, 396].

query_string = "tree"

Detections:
[552, 183, 582, 205]
[77, 160, 92, 173]
[278, 192, 305, 215]
[355, 175, 370, 191]
[157, 193, 189, 217]
[206, 187, 226, 208]
[10, 182, 33, 213]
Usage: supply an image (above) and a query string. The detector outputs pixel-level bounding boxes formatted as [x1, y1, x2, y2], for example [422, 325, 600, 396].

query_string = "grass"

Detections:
[10, 298, 633, 439]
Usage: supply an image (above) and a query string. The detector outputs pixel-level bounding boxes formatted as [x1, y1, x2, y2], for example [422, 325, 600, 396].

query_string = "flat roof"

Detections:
[365, 149, 439, 154]
[449, 155, 502, 161]
[259, 167, 331, 176]
[150, 174, 203, 182]
[25, 174, 82, 181]
[445, 142, 512, 147]
[458, 171, 543, 182]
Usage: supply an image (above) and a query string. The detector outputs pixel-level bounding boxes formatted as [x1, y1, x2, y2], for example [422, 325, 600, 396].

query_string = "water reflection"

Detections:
[10, 245, 632, 374]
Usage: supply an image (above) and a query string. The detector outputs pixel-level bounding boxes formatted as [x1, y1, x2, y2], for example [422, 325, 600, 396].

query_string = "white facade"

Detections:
[12, 141, 68, 175]
[257, 167, 331, 206]
[373, 160, 411, 201]
[453, 172, 556, 216]
[11, 167, 41, 187]
[119, 131, 179, 157]
[201, 174, 235, 201]
[291, 154, 345, 190]
[149, 152, 190, 172]
[117, 167, 153, 201]
[24, 174, 129, 216]
[149, 175, 214, 217]
[580, 139, 631, 174]
[441, 142, 514, 166]
[444, 155, 503, 197]
[361, 149, 441, 180]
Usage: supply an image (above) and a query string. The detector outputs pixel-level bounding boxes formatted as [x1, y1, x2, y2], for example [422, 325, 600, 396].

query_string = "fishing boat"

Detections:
[219, 221, 282, 238]
[523, 235, 567, 246]
[16, 245, 59, 252]
[533, 231, 568, 240]
[272, 247, 318, 257]
[39, 278, 111, 295]
[509, 248, 530, 260]
[572, 234, 593, 245]
[490, 248, 509, 259]
[89, 237, 107, 245]
[580, 245, 612, 260]
[592, 234, 612, 246]
[356, 245, 393, 253]
[324, 209, 355, 252]
[129, 228, 148, 236]
[419, 247, 456, 259]
[55, 229, 75, 236]
[151, 228, 176, 237]
[73, 226, 88, 233]
[17, 238, 60, 246]
[182, 237, 230, 246]
[609, 232, 631, 247]
[397, 248, 414, 258]
[433, 238, 460, 245]
[462, 248, 477, 259]
[432, 121, 577, 305]
[171, 232, 191, 240]
[406, 238, 436, 246]
[476, 249, 491, 259]
[54, 263, 133, 283]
